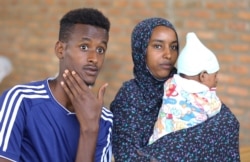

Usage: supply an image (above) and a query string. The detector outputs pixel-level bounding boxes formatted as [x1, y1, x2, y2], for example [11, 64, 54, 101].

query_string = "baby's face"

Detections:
[203, 72, 219, 88]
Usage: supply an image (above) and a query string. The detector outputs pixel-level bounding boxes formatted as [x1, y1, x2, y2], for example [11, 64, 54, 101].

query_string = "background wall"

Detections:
[0, 0, 249, 148]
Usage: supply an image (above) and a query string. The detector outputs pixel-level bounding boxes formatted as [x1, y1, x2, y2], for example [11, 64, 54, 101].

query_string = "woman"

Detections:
[110, 17, 240, 161]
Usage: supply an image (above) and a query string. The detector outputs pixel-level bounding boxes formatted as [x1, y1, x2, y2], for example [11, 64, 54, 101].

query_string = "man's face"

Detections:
[59, 24, 109, 86]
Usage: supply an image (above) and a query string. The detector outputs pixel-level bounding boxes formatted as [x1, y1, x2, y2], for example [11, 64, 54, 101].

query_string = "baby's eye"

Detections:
[80, 45, 88, 51]
[96, 47, 105, 54]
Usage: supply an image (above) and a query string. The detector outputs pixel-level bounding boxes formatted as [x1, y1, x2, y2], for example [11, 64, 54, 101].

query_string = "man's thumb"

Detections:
[97, 83, 108, 101]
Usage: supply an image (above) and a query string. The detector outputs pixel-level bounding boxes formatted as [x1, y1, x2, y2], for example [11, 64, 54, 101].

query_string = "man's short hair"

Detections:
[59, 8, 110, 42]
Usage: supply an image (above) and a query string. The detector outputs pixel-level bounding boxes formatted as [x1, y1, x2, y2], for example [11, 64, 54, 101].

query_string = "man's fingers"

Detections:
[61, 81, 74, 100]
[71, 70, 91, 93]
[97, 83, 108, 103]
[63, 70, 81, 96]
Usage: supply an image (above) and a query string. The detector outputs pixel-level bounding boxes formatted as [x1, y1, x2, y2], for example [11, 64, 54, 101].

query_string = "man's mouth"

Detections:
[83, 66, 98, 76]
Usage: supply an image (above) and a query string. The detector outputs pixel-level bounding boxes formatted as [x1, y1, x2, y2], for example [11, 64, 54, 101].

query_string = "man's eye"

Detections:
[80, 45, 88, 51]
[96, 47, 105, 54]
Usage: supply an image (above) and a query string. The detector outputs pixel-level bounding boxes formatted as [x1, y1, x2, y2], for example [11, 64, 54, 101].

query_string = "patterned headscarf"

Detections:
[130, 17, 178, 112]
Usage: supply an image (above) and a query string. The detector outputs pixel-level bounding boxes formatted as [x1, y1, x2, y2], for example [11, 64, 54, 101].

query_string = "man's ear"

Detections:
[55, 41, 65, 59]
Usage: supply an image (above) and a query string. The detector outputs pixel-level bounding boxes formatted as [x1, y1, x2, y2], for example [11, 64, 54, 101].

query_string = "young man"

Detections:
[0, 8, 113, 162]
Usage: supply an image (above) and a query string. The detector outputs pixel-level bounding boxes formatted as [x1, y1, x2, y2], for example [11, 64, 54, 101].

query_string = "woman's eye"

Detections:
[154, 44, 162, 49]
[171, 45, 178, 51]
[80, 45, 88, 51]
[96, 47, 105, 54]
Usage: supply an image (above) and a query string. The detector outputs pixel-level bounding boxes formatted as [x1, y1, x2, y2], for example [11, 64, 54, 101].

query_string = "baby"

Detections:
[149, 32, 221, 144]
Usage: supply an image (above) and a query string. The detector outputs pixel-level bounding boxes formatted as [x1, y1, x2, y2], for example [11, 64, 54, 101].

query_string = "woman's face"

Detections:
[146, 26, 178, 80]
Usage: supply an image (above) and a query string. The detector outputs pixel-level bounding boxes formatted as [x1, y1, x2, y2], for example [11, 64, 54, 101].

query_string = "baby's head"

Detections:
[177, 32, 219, 88]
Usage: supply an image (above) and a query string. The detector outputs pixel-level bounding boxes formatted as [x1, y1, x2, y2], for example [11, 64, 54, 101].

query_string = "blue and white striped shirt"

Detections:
[0, 78, 113, 162]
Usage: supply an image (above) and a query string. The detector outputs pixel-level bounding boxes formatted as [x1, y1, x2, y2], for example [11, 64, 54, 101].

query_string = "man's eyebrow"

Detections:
[81, 37, 107, 43]
[81, 37, 108, 47]
[101, 40, 108, 46]
[81, 37, 91, 41]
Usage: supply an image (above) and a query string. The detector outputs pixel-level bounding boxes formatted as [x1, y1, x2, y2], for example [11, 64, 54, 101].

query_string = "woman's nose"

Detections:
[163, 48, 171, 59]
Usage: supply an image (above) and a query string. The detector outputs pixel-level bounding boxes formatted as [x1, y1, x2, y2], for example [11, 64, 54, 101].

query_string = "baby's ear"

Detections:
[55, 41, 65, 59]
[199, 71, 208, 83]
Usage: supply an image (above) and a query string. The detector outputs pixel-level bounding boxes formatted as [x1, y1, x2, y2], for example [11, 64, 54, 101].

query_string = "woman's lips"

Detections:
[160, 63, 172, 70]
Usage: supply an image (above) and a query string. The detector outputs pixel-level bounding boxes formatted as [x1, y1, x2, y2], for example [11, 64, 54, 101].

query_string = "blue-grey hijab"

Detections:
[132, 17, 178, 83]
[130, 17, 178, 112]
